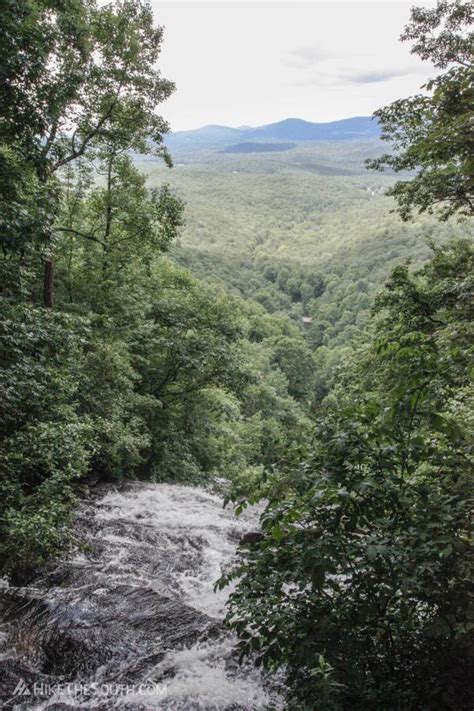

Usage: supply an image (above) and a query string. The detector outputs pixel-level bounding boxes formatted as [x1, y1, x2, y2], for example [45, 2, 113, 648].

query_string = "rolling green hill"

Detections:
[221, 141, 296, 153]
[139, 137, 471, 348]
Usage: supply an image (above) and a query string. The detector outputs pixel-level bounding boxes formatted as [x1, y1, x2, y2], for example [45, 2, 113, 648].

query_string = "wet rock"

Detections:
[2, 584, 221, 678]
[239, 530, 264, 545]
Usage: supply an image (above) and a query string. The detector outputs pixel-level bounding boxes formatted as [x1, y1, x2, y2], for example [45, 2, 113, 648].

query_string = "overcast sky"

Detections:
[152, 1, 436, 131]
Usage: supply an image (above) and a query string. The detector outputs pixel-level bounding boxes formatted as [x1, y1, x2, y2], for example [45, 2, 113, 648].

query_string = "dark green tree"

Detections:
[222, 3, 474, 707]
[1, 0, 174, 305]
[368, 0, 473, 220]
[56, 150, 183, 306]
[222, 241, 474, 710]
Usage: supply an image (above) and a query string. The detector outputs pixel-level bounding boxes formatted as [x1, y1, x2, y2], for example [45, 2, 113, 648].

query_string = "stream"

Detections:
[0, 482, 283, 710]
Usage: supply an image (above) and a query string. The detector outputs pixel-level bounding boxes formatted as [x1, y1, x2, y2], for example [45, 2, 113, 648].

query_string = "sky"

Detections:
[152, 1, 437, 132]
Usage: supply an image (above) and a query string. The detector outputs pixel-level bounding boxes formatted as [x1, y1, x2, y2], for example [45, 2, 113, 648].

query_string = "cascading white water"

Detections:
[0, 482, 283, 710]
[95, 484, 252, 618]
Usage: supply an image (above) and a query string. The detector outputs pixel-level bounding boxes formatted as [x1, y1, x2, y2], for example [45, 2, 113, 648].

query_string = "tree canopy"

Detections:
[367, 0, 473, 220]
[0, 1, 473, 707]
[1, 0, 174, 306]
[0, 0, 315, 580]
[221, 3, 474, 708]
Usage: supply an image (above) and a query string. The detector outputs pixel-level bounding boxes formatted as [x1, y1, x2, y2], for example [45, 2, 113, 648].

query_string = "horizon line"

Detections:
[168, 113, 377, 134]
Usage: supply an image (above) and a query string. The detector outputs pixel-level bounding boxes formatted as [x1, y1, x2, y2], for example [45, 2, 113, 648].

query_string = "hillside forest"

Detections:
[0, 1, 473, 709]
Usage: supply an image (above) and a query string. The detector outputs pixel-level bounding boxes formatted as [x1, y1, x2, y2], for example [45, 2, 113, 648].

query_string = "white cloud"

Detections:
[153, 1, 438, 130]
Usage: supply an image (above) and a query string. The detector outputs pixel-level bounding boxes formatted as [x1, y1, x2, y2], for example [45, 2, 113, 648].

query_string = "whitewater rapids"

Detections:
[0, 482, 283, 710]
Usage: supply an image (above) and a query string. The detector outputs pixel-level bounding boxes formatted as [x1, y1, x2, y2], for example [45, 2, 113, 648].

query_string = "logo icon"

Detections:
[13, 678, 31, 696]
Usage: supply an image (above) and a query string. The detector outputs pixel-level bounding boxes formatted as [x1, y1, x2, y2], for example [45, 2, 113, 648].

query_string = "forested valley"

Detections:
[0, 1, 473, 709]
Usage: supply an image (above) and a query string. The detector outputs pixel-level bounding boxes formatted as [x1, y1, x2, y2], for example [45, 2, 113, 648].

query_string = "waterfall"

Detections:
[0, 482, 283, 710]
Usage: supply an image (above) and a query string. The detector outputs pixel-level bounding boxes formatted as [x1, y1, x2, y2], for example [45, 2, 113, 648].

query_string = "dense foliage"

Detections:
[367, 0, 473, 219]
[0, 0, 313, 579]
[221, 240, 474, 709]
[219, 3, 474, 708]
[141, 143, 472, 350]
[1, 1, 472, 707]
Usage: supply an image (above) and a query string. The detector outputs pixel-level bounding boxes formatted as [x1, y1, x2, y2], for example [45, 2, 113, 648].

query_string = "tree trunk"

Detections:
[101, 154, 114, 288]
[43, 258, 54, 308]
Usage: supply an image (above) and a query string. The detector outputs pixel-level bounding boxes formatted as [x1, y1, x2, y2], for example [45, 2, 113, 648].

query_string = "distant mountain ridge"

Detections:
[245, 116, 379, 141]
[166, 116, 380, 148]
